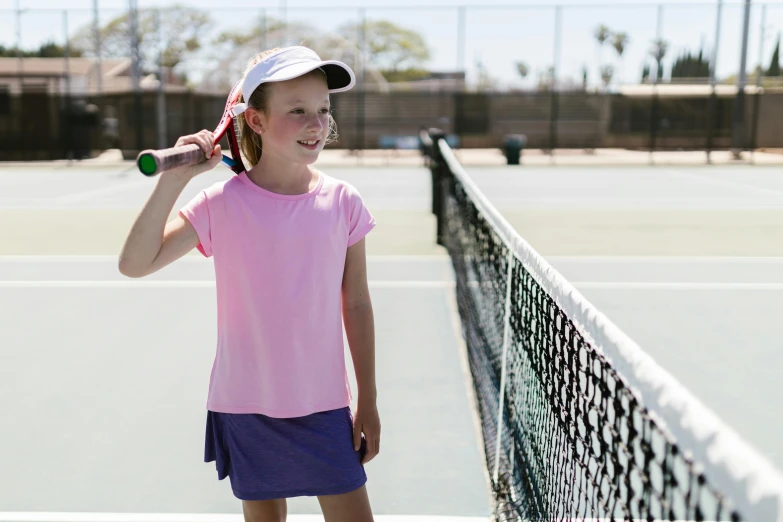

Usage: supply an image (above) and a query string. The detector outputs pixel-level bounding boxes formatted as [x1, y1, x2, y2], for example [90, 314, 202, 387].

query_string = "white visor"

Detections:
[231, 46, 356, 117]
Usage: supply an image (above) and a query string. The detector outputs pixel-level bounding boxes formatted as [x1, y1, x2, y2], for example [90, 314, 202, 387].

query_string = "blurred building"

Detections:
[0, 57, 187, 96]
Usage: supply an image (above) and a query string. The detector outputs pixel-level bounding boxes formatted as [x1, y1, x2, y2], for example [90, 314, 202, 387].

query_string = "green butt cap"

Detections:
[138, 154, 158, 176]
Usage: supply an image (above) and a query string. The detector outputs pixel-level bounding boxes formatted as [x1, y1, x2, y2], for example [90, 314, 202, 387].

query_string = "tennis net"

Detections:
[420, 129, 783, 522]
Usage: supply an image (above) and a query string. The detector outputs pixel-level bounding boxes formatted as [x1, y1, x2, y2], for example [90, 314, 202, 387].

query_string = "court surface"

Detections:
[1, 158, 781, 518]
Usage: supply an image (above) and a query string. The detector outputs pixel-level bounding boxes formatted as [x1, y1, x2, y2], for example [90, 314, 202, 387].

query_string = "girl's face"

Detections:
[254, 72, 331, 164]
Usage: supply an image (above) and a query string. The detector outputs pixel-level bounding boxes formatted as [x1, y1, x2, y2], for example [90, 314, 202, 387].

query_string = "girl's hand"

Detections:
[353, 402, 381, 465]
[163, 129, 222, 180]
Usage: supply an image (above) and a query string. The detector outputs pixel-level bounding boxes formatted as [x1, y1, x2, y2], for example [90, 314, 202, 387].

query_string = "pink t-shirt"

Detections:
[178, 169, 376, 418]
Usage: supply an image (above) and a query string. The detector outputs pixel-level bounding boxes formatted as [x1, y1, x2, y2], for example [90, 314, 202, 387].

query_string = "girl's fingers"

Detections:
[208, 145, 222, 166]
[174, 130, 213, 158]
[197, 132, 212, 159]
[353, 425, 362, 452]
[360, 435, 380, 465]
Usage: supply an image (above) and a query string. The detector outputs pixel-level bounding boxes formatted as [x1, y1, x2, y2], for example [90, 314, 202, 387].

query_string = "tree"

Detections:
[594, 25, 611, 52]
[198, 18, 332, 91]
[766, 34, 781, 77]
[650, 38, 669, 82]
[600, 64, 614, 89]
[0, 41, 83, 58]
[593, 25, 612, 90]
[379, 68, 430, 82]
[338, 20, 430, 73]
[211, 18, 290, 54]
[475, 56, 498, 91]
[197, 20, 396, 92]
[537, 66, 555, 91]
[611, 32, 629, 57]
[642, 62, 651, 83]
[70, 5, 209, 73]
[670, 48, 710, 79]
[611, 31, 629, 86]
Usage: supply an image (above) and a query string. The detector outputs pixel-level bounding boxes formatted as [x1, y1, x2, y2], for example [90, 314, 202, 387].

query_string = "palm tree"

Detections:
[594, 25, 611, 90]
[650, 38, 669, 83]
[594, 25, 611, 63]
[612, 32, 629, 85]
[600, 64, 614, 90]
[612, 32, 629, 56]
[516, 61, 529, 79]
[595, 25, 611, 52]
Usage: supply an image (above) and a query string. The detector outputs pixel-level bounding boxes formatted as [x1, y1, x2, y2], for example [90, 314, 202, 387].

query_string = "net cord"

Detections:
[492, 249, 516, 482]
[436, 138, 783, 522]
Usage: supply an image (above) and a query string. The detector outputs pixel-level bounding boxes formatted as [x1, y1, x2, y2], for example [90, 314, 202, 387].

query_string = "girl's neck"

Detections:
[246, 152, 318, 195]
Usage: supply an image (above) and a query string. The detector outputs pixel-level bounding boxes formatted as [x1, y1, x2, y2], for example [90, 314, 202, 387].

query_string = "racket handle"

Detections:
[136, 143, 206, 177]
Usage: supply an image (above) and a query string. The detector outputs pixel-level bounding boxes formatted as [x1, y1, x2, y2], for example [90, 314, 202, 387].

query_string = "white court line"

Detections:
[0, 255, 449, 262]
[573, 281, 783, 290]
[0, 514, 488, 522]
[0, 512, 717, 522]
[4, 255, 782, 264]
[547, 256, 783, 263]
[666, 167, 783, 199]
[0, 281, 455, 288]
[7, 281, 781, 290]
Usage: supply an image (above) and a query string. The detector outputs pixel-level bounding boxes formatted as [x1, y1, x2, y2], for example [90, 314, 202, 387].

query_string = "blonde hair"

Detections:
[237, 48, 339, 167]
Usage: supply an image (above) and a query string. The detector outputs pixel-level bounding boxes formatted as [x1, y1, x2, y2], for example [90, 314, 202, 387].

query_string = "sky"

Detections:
[1, 0, 783, 90]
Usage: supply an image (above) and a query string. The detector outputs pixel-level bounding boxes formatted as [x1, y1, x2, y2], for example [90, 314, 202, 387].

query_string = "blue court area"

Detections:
[1, 159, 782, 517]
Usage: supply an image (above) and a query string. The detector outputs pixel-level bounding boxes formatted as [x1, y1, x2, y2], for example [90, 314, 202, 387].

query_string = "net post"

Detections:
[492, 250, 515, 483]
[428, 128, 447, 246]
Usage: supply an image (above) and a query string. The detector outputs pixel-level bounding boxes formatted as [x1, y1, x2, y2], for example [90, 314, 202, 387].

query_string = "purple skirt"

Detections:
[204, 406, 367, 501]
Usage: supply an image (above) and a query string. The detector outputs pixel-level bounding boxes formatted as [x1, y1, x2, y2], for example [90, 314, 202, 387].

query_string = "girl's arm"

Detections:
[342, 237, 380, 464]
[118, 130, 221, 278]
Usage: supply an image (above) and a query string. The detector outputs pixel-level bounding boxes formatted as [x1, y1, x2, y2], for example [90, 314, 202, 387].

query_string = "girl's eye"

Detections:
[290, 108, 330, 115]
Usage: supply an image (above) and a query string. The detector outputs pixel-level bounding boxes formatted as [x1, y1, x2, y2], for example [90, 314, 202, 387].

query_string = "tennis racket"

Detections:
[136, 80, 246, 176]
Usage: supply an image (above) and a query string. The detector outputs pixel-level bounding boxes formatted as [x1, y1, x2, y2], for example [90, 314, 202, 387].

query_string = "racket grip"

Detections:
[136, 143, 206, 176]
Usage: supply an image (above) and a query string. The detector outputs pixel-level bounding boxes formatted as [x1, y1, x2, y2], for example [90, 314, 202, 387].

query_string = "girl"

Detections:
[118, 46, 380, 522]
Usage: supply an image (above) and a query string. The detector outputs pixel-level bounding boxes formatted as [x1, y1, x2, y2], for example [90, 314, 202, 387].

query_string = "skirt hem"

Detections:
[232, 476, 368, 501]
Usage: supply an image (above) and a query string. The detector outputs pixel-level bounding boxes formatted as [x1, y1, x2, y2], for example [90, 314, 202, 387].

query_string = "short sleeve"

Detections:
[347, 188, 376, 247]
[178, 189, 213, 257]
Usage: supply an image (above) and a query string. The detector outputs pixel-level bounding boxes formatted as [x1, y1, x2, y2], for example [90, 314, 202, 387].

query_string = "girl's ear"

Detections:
[244, 108, 265, 135]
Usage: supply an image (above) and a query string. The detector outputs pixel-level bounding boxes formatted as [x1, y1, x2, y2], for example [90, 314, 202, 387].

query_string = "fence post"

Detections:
[731, 0, 752, 159]
[356, 8, 366, 154]
[649, 4, 664, 164]
[457, 6, 466, 73]
[155, 9, 167, 150]
[706, 0, 723, 163]
[259, 9, 266, 51]
[750, 3, 766, 163]
[92, 0, 102, 102]
[548, 5, 561, 157]
[63, 9, 73, 161]
[15, 0, 23, 78]
[129, 0, 143, 152]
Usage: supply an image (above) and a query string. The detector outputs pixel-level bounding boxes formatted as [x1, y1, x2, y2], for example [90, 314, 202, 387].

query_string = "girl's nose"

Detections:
[307, 113, 324, 130]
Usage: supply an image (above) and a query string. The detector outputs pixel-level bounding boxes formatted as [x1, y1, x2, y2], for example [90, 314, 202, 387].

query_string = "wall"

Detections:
[1, 89, 781, 160]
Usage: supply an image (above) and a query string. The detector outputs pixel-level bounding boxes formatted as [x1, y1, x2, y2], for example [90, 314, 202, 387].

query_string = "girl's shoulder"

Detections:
[317, 171, 363, 199]
[198, 176, 241, 202]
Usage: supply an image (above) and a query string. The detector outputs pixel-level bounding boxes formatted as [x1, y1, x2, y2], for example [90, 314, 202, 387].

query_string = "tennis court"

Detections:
[1, 149, 782, 519]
